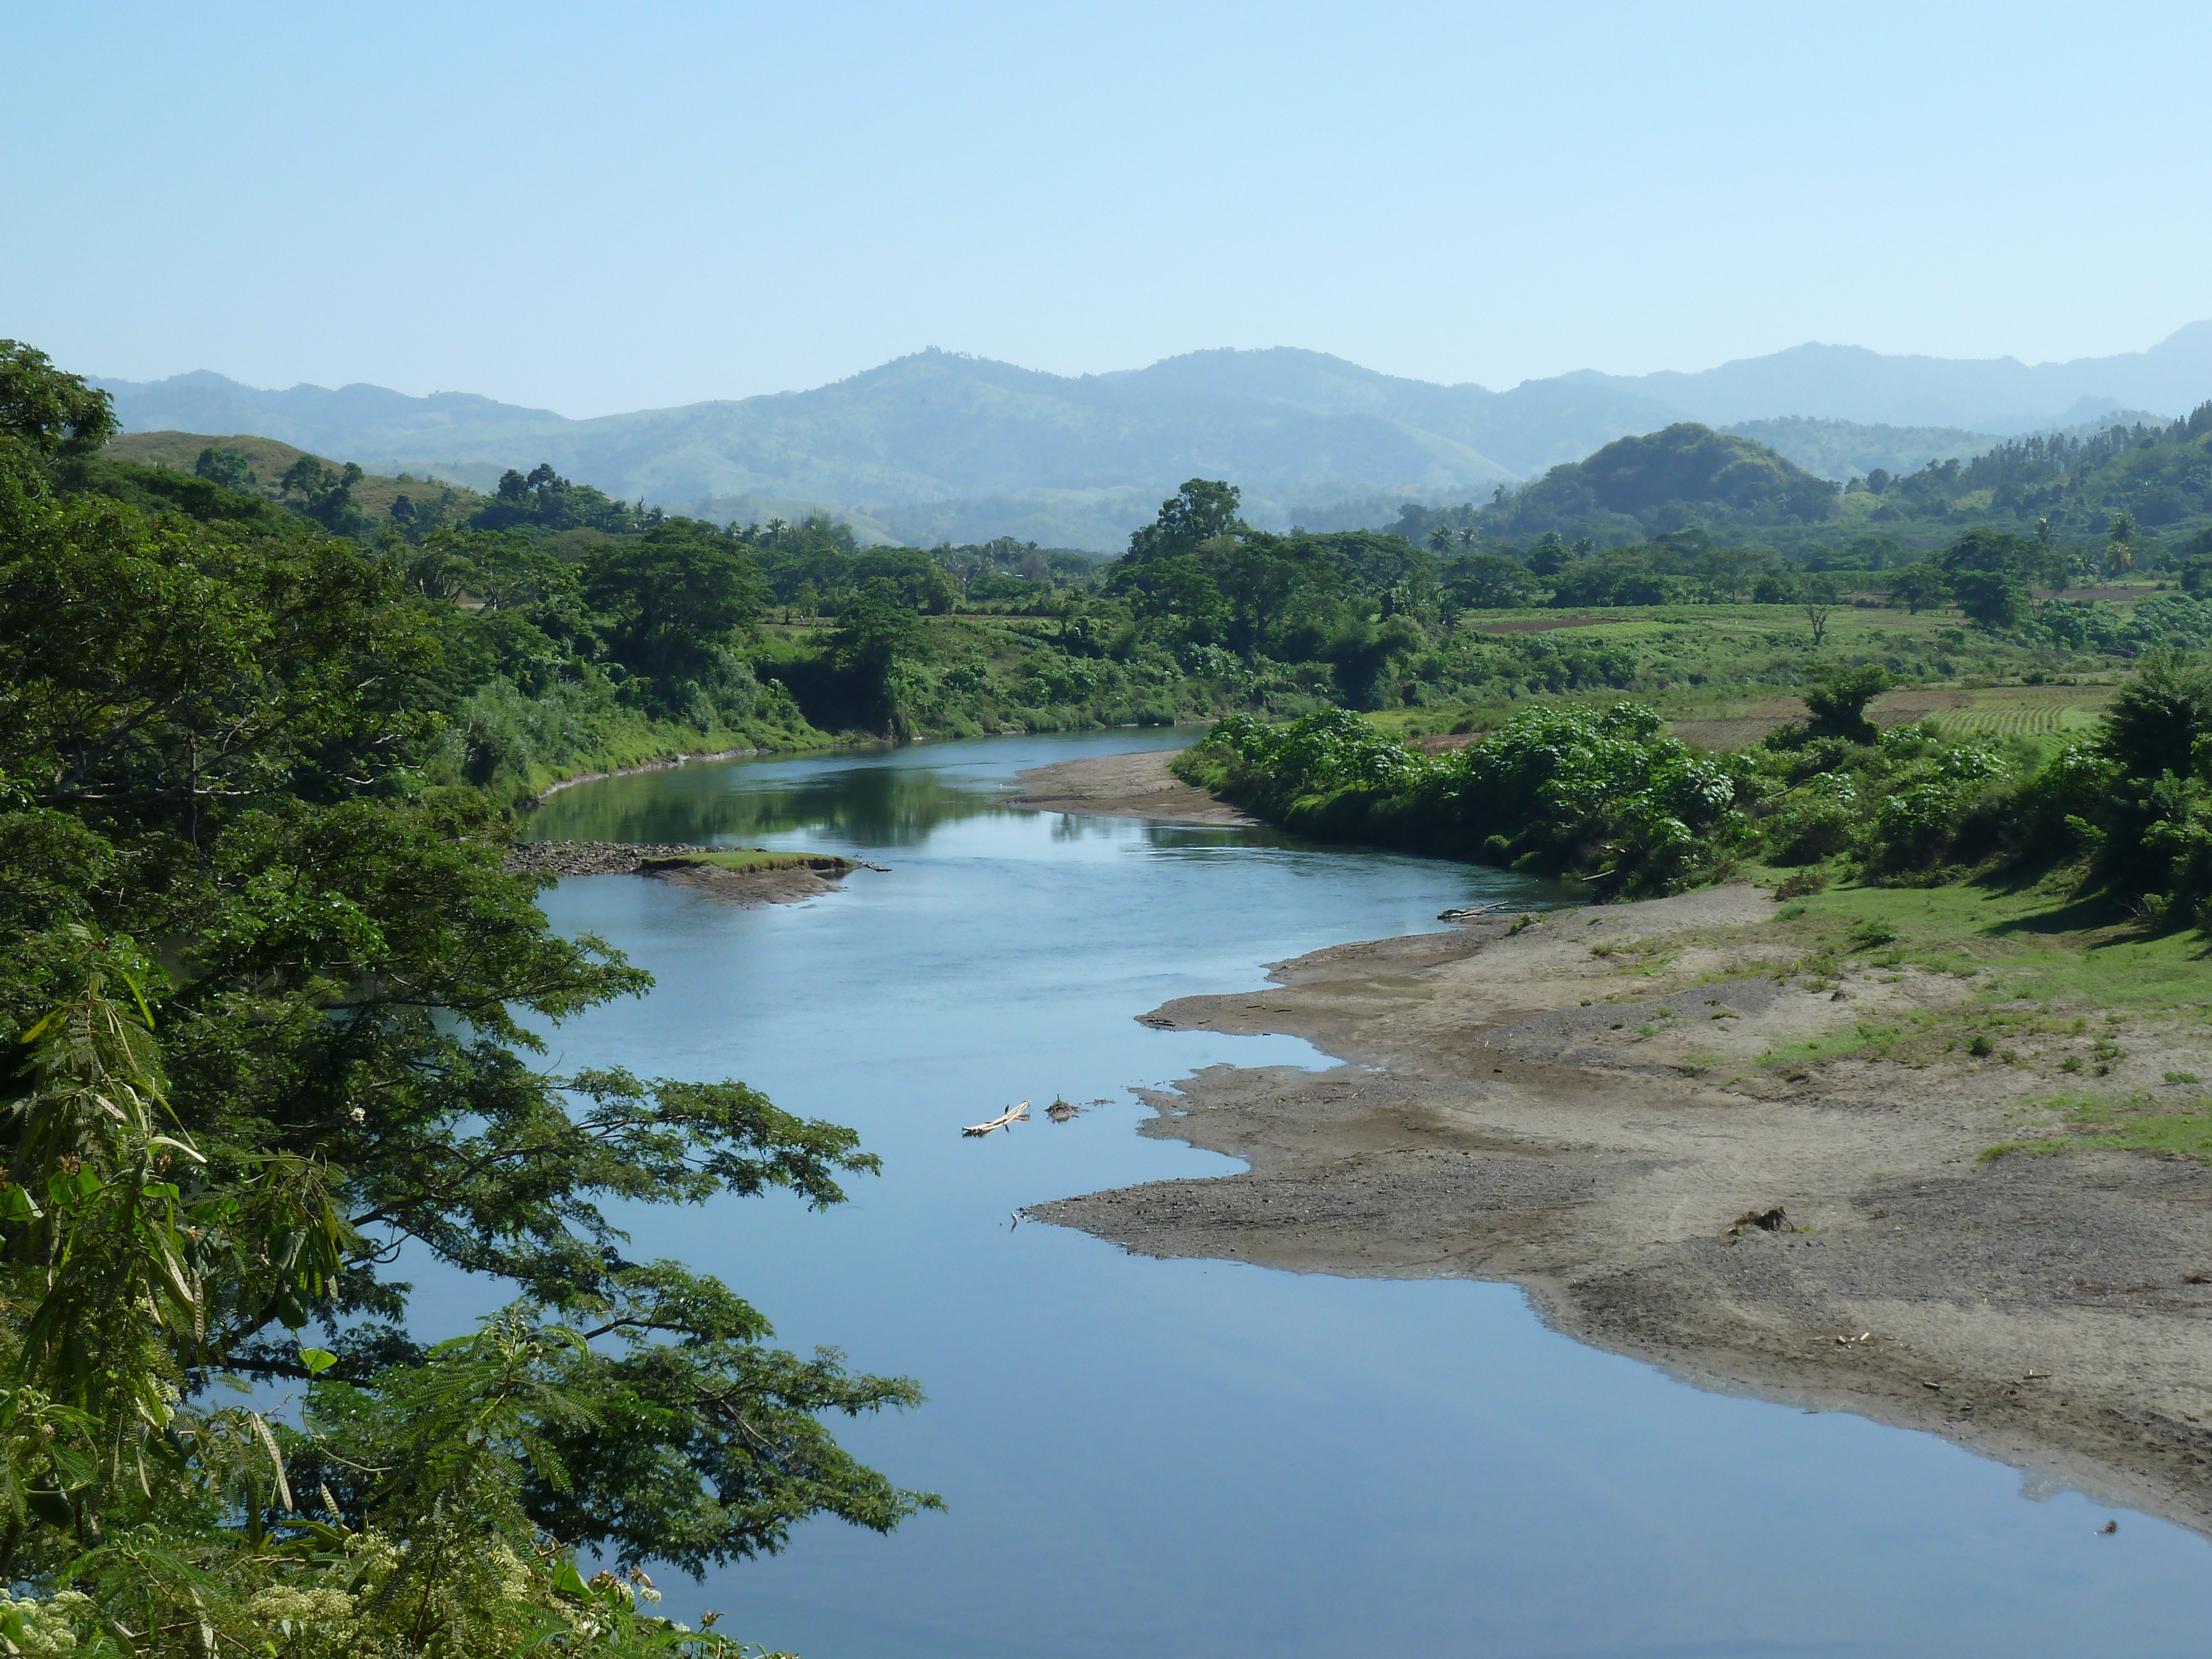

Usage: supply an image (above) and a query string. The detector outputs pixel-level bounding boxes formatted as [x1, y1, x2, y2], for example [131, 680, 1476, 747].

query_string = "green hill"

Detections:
[1494, 423, 1839, 534]
[104, 430, 480, 529]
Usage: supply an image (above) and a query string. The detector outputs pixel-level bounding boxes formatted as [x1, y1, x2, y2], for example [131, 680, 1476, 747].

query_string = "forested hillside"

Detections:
[73, 376, 2212, 768]
[98, 325, 2212, 551]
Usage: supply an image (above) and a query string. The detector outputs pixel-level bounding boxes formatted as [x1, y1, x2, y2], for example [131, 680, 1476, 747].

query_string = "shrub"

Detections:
[1186, 701, 1745, 895]
[1802, 664, 1890, 743]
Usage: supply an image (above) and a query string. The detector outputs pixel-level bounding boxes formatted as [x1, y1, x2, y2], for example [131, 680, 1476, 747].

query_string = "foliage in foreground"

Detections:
[0, 341, 937, 1651]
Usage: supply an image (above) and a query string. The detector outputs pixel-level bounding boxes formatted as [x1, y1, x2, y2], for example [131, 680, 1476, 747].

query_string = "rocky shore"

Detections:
[504, 841, 716, 876]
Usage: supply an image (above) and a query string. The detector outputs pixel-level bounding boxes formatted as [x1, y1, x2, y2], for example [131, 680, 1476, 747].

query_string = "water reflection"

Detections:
[527, 733, 1212, 849]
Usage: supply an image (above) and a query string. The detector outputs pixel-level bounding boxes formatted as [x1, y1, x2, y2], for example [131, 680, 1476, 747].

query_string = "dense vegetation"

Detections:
[1177, 655, 2212, 935]
[0, 341, 940, 1653]
[81, 396, 2212, 783]
[1385, 409, 2212, 566]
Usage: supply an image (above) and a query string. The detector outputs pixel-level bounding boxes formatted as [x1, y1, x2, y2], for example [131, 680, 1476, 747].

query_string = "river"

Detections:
[495, 729, 2212, 1658]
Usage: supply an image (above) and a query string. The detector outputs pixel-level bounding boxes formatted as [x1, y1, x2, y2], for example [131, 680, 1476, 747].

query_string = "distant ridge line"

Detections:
[90, 324, 2212, 550]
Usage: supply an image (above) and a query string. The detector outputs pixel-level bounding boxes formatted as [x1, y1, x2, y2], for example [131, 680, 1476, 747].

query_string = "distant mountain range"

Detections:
[95, 324, 2212, 550]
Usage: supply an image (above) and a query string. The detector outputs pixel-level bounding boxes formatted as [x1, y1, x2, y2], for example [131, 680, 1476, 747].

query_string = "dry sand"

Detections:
[1010, 749, 1259, 827]
[1032, 883, 2212, 1534]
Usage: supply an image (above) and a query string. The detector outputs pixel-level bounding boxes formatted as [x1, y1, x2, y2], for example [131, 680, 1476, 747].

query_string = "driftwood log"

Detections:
[962, 1100, 1030, 1138]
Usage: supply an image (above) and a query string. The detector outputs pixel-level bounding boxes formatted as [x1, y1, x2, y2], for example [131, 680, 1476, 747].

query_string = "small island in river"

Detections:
[507, 841, 857, 905]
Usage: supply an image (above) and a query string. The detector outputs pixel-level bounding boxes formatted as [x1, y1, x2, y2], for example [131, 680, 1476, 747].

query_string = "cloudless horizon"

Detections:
[10, 1, 2212, 419]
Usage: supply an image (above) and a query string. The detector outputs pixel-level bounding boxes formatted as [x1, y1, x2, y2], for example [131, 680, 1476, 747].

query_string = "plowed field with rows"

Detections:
[1670, 684, 2115, 750]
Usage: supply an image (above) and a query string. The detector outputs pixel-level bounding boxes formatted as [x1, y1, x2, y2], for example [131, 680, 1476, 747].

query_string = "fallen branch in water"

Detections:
[962, 1100, 1030, 1138]
[1438, 902, 1511, 922]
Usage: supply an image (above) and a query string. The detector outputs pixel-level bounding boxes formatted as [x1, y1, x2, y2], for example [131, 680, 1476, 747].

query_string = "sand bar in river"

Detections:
[1009, 749, 1259, 827]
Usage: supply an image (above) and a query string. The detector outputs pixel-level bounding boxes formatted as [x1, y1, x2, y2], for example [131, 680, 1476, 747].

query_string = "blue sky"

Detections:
[8, 1, 2209, 416]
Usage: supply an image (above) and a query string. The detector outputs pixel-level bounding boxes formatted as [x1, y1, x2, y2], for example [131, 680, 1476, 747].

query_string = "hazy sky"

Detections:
[9, 2, 2210, 418]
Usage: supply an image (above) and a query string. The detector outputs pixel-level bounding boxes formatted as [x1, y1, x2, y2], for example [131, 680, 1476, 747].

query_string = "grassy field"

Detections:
[1377, 595, 2163, 752]
[1906, 684, 2115, 739]
[105, 430, 478, 525]
[1714, 875, 2212, 1160]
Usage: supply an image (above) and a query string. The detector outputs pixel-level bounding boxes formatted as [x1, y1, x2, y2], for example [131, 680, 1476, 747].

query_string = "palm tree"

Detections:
[2106, 511, 2137, 579]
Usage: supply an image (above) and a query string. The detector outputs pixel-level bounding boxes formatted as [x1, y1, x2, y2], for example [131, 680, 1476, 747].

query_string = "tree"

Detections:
[1889, 561, 1945, 614]
[2032, 518, 2064, 591]
[1940, 529, 2034, 628]
[830, 576, 921, 728]
[1801, 572, 1839, 646]
[2179, 528, 2212, 596]
[0, 413, 937, 1625]
[1123, 479, 1245, 565]
[586, 521, 763, 682]
[2107, 510, 2138, 578]
[1949, 567, 2028, 628]
[194, 445, 256, 493]
[2099, 650, 2212, 781]
[852, 547, 958, 614]
[1526, 530, 1573, 576]
[0, 966, 937, 1643]
[0, 341, 116, 455]
[1444, 552, 1538, 610]
[280, 453, 328, 497]
[1215, 540, 1307, 658]
[1802, 663, 1890, 743]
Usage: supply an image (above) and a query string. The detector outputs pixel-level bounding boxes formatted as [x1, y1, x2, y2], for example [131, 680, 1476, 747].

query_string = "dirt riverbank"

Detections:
[1009, 749, 1259, 826]
[1031, 886, 2212, 1533]
[529, 749, 765, 802]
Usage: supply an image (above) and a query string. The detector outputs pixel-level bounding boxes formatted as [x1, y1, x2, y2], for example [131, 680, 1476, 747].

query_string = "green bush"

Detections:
[1187, 701, 1745, 895]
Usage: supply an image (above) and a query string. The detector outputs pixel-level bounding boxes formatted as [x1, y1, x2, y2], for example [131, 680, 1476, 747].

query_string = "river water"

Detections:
[500, 730, 2212, 1657]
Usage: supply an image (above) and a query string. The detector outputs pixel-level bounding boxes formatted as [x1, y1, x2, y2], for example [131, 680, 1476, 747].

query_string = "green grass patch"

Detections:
[515, 712, 833, 803]
[1735, 875, 2212, 1077]
[1983, 1089, 2212, 1163]
[668, 849, 855, 874]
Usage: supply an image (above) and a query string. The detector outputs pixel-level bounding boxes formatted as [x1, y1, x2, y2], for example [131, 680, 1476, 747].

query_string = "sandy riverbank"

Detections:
[1010, 749, 1259, 826]
[1032, 887, 2212, 1533]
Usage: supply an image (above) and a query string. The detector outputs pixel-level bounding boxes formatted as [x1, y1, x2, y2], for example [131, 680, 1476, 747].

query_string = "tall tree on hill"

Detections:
[1124, 478, 1245, 564]
[585, 520, 763, 683]
[2107, 511, 2137, 578]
